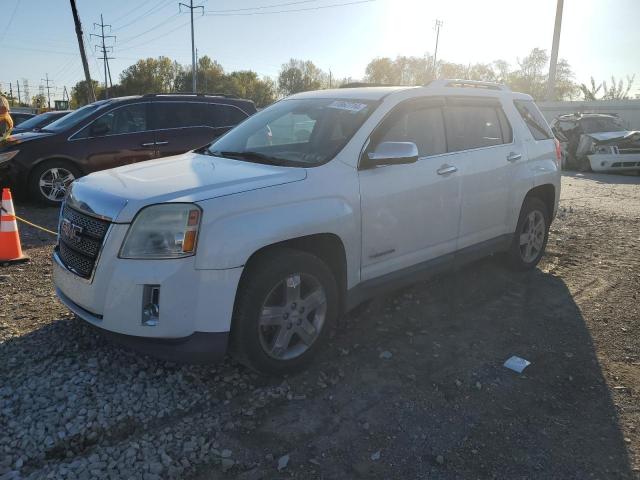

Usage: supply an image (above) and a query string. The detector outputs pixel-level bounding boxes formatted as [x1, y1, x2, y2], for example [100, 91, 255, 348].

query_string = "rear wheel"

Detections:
[230, 248, 339, 375]
[29, 161, 80, 206]
[507, 197, 550, 270]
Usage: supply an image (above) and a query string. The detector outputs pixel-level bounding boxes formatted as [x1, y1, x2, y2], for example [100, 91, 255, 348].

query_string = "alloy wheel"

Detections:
[258, 273, 327, 360]
[519, 209, 546, 263]
[39, 167, 75, 202]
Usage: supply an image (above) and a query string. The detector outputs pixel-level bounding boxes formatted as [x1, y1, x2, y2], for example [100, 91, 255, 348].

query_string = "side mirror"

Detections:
[362, 141, 419, 169]
[90, 122, 110, 136]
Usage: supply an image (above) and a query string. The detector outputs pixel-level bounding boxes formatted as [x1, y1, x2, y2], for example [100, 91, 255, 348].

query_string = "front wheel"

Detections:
[230, 248, 339, 375]
[507, 197, 550, 270]
[29, 161, 80, 206]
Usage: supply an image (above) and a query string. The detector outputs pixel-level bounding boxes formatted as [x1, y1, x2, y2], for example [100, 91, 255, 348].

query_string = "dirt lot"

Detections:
[1, 172, 639, 479]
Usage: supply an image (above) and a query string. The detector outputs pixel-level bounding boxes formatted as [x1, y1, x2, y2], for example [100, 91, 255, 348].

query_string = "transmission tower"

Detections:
[91, 14, 115, 99]
[41, 73, 54, 109]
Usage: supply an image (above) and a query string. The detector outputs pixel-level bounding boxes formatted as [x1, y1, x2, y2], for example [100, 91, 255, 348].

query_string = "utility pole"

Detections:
[329, 69, 332, 88]
[179, 0, 204, 93]
[16, 81, 21, 105]
[41, 73, 53, 109]
[433, 19, 443, 78]
[546, 0, 564, 100]
[92, 14, 116, 99]
[195, 47, 199, 93]
[9, 84, 14, 106]
[69, 0, 96, 104]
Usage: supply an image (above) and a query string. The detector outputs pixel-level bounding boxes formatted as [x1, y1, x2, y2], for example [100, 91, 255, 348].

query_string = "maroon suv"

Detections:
[0, 93, 256, 204]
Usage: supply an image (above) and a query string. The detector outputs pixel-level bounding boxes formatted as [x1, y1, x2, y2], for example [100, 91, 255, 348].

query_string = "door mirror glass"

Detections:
[363, 141, 419, 168]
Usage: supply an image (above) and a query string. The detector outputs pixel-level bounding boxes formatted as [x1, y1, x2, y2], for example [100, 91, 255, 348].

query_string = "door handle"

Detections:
[507, 152, 522, 162]
[141, 142, 155, 147]
[437, 164, 458, 175]
[155, 141, 169, 146]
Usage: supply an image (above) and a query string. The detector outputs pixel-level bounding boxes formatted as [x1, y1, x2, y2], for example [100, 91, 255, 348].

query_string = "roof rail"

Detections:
[427, 79, 510, 91]
[142, 92, 239, 99]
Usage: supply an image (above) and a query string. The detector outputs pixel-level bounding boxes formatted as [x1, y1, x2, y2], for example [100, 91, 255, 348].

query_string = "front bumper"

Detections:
[57, 287, 228, 363]
[53, 223, 244, 362]
[588, 153, 640, 172]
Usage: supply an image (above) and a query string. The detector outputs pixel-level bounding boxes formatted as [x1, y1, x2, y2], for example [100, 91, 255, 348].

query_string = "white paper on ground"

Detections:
[504, 356, 531, 373]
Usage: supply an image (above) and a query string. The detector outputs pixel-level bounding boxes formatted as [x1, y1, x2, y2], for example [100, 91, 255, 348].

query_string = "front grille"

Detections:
[57, 205, 110, 279]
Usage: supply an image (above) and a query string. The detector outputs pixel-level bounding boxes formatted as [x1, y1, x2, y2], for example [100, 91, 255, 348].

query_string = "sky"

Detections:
[1, 0, 639, 102]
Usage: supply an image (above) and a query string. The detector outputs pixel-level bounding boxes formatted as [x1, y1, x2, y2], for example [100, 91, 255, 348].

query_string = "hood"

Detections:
[70, 151, 307, 222]
[576, 131, 640, 158]
[1, 130, 54, 149]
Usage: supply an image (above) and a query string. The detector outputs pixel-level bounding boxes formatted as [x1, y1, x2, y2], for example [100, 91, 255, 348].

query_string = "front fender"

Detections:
[194, 193, 359, 275]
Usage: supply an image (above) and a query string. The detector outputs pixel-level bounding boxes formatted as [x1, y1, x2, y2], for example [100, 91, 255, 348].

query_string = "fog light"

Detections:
[142, 285, 160, 326]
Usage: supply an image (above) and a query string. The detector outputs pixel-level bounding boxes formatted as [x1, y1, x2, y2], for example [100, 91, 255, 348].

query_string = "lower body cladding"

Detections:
[588, 153, 640, 173]
[53, 224, 243, 363]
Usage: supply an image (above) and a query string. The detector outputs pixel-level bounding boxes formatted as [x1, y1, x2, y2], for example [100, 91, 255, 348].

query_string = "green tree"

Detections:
[177, 55, 225, 93]
[508, 48, 578, 100]
[365, 57, 398, 84]
[119, 56, 179, 95]
[224, 71, 276, 108]
[278, 59, 325, 96]
[70, 80, 102, 108]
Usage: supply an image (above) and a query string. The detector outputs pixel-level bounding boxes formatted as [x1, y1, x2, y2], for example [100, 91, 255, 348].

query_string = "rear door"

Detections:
[442, 97, 520, 249]
[151, 102, 248, 157]
[71, 102, 156, 172]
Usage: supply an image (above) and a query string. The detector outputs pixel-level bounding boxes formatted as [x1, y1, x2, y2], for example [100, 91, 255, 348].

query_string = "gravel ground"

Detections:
[1, 172, 639, 479]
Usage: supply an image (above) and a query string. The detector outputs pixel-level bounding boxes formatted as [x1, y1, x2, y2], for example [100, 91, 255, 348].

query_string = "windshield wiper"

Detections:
[210, 150, 295, 166]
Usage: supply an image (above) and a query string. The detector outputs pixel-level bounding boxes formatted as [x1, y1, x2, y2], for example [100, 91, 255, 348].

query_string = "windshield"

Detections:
[44, 101, 109, 133]
[13, 112, 56, 130]
[207, 98, 377, 166]
[580, 117, 624, 134]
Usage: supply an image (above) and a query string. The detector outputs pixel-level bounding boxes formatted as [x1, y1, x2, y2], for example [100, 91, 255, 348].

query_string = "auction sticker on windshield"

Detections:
[327, 100, 368, 113]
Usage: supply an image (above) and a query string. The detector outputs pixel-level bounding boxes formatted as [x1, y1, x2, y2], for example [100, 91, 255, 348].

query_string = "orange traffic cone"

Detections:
[0, 188, 29, 264]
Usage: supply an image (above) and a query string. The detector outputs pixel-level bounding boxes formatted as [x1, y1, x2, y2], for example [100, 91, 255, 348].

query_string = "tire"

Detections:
[230, 248, 339, 375]
[506, 197, 550, 271]
[28, 160, 81, 206]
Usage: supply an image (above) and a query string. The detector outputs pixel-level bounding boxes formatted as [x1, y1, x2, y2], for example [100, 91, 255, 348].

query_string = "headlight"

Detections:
[0, 150, 19, 165]
[120, 203, 202, 259]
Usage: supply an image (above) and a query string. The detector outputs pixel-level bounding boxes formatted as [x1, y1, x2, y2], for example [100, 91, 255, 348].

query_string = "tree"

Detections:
[508, 48, 578, 100]
[119, 56, 179, 95]
[224, 71, 275, 108]
[70, 80, 102, 108]
[602, 75, 635, 100]
[365, 57, 397, 84]
[579, 77, 602, 101]
[278, 59, 325, 96]
[176, 55, 225, 93]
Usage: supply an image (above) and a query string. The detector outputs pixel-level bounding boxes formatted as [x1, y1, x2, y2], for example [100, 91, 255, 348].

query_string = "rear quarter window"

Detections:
[514, 100, 554, 140]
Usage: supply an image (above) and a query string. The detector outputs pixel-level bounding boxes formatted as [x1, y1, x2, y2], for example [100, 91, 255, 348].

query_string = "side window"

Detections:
[154, 103, 208, 129]
[205, 105, 248, 128]
[87, 104, 147, 137]
[374, 106, 447, 157]
[444, 105, 508, 152]
[514, 100, 553, 140]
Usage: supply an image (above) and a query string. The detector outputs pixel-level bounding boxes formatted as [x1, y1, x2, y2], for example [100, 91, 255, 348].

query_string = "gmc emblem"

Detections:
[61, 219, 83, 242]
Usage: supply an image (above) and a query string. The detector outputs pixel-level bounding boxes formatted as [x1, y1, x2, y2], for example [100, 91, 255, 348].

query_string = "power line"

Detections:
[41, 73, 54, 109]
[0, 0, 20, 44]
[113, 0, 175, 32]
[204, 0, 318, 13]
[91, 14, 116, 99]
[110, 0, 154, 25]
[204, 0, 375, 16]
[179, 0, 204, 93]
[118, 13, 181, 46]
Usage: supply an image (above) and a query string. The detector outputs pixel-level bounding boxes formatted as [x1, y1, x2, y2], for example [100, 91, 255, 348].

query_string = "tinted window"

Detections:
[514, 100, 553, 140]
[204, 104, 248, 128]
[47, 101, 110, 132]
[376, 106, 446, 157]
[445, 105, 509, 152]
[154, 102, 207, 129]
[88, 104, 147, 137]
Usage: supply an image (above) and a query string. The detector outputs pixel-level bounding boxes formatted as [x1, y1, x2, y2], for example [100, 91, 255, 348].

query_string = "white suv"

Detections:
[53, 80, 561, 374]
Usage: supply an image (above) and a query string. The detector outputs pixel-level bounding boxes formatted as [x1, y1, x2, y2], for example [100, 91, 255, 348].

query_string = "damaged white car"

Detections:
[551, 113, 640, 173]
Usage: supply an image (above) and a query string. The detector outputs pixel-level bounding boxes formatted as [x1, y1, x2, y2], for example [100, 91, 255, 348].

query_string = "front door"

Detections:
[358, 98, 462, 281]
[73, 103, 156, 173]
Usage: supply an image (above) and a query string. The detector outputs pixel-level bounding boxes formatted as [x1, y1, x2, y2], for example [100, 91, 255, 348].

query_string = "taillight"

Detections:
[554, 138, 562, 168]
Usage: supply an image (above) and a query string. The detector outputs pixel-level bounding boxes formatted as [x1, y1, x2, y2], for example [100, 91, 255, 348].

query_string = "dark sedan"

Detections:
[0, 94, 256, 204]
[12, 110, 72, 134]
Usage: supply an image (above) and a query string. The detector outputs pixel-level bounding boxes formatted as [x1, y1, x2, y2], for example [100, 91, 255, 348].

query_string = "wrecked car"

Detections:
[551, 113, 640, 173]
